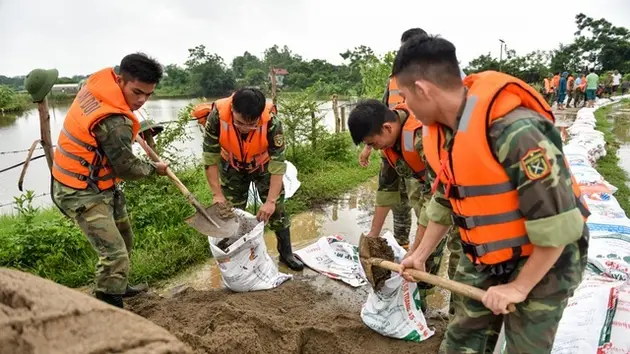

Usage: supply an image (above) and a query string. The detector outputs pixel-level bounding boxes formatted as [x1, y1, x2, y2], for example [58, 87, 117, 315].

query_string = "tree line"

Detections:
[1, 13, 628, 102]
[465, 13, 630, 85]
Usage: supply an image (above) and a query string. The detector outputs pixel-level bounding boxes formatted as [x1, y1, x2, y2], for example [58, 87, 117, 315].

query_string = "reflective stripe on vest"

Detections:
[387, 77, 405, 108]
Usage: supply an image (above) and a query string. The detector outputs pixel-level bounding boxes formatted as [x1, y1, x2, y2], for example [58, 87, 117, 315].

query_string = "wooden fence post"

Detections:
[332, 94, 340, 133]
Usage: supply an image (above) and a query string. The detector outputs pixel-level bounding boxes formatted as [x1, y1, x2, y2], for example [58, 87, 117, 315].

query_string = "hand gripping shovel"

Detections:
[358, 234, 516, 313]
[135, 136, 239, 238]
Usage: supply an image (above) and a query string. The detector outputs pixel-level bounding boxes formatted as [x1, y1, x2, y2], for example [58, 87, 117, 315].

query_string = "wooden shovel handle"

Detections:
[134, 136, 191, 196]
[134, 136, 220, 228]
[370, 258, 517, 313]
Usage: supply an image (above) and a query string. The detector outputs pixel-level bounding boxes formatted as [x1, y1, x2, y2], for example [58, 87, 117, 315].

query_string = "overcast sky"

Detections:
[1, 0, 629, 77]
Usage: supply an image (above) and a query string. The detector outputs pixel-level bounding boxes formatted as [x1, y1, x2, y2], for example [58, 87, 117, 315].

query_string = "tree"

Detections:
[359, 51, 395, 99]
[232, 51, 264, 80]
[184, 45, 235, 97]
[573, 13, 630, 72]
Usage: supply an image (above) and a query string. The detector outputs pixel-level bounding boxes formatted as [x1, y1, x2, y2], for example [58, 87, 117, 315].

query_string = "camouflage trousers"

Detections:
[52, 180, 132, 295]
[220, 164, 289, 232]
[573, 91, 584, 107]
[417, 225, 462, 313]
[440, 237, 588, 354]
[414, 194, 462, 313]
[391, 177, 423, 245]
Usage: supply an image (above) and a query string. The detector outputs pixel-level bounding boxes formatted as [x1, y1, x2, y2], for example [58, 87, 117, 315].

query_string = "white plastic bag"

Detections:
[360, 231, 435, 343]
[588, 233, 630, 281]
[247, 160, 301, 208]
[208, 209, 292, 292]
[570, 164, 618, 194]
[293, 235, 366, 287]
[550, 276, 622, 354]
[602, 284, 630, 353]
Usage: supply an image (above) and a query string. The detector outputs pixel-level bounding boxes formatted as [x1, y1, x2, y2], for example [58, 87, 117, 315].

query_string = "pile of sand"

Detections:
[128, 277, 446, 354]
[0, 268, 191, 354]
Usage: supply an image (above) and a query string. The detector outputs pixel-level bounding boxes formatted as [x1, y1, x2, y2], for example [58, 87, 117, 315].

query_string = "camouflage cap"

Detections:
[139, 120, 164, 137]
[24, 68, 59, 103]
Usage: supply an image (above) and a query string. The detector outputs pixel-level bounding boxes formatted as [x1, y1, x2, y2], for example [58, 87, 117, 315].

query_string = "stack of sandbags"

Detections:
[495, 97, 630, 354]
[551, 101, 630, 353]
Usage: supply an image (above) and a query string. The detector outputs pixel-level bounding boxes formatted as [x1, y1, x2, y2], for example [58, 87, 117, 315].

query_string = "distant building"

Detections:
[51, 83, 80, 95]
[269, 68, 288, 87]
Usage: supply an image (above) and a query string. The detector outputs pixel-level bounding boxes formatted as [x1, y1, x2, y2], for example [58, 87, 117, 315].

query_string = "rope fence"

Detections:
[0, 192, 51, 208]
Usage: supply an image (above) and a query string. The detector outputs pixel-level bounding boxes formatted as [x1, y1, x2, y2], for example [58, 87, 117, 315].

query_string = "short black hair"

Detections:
[232, 87, 266, 122]
[348, 99, 398, 145]
[120, 53, 163, 84]
[400, 28, 428, 43]
[391, 35, 462, 90]
[589, 68, 595, 73]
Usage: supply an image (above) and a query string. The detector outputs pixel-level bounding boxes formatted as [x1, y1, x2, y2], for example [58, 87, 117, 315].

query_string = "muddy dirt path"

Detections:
[127, 275, 447, 354]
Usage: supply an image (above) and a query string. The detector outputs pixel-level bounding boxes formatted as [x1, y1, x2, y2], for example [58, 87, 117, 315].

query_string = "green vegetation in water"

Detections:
[0, 91, 379, 289]
[594, 98, 630, 215]
[0, 85, 30, 112]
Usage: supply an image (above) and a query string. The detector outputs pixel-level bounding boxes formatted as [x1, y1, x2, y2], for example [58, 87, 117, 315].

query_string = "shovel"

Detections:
[358, 234, 516, 313]
[134, 136, 239, 238]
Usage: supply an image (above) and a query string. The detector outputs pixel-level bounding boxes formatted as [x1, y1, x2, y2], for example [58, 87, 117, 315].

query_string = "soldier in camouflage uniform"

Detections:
[201, 88, 303, 271]
[394, 35, 589, 353]
[48, 54, 169, 309]
[348, 100, 461, 314]
[357, 28, 429, 247]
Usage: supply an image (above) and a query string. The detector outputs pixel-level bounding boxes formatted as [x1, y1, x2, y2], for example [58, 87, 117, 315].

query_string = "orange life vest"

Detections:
[386, 77, 405, 108]
[567, 76, 575, 90]
[422, 70, 589, 266]
[552, 75, 560, 89]
[52, 67, 140, 192]
[578, 78, 587, 92]
[191, 103, 213, 127]
[543, 78, 551, 94]
[215, 96, 276, 172]
[382, 103, 426, 181]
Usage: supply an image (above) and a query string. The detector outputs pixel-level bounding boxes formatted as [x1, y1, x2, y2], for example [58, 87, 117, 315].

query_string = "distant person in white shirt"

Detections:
[613, 70, 622, 95]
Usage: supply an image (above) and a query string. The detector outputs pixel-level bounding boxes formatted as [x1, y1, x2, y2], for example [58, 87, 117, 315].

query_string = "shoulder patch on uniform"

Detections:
[273, 134, 284, 147]
[520, 148, 551, 181]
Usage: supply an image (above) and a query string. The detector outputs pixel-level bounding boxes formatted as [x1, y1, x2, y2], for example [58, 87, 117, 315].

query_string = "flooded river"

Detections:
[0, 98, 352, 213]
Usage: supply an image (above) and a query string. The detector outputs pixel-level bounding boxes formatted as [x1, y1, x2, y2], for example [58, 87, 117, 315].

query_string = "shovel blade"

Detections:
[358, 234, 376, 289]
[185, 203, 240, 238]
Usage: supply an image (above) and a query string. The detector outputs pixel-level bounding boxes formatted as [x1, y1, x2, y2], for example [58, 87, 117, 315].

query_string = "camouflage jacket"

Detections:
[376, 109, 431, 207]
[424, 105, 586, 248]
[201, 106, 287, 175]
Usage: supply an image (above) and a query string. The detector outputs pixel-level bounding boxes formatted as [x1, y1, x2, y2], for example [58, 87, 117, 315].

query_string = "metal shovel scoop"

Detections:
[135, 136, 239, 238]
[358, 234, 516, 312]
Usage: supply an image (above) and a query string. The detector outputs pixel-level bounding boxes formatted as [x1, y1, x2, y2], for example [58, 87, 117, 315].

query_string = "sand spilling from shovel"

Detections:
[127, 278, 446, 354]
[361, 236, 395, 291]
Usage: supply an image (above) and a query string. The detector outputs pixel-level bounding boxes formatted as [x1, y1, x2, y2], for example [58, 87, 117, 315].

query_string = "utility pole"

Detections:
[499, 39, 505, 72]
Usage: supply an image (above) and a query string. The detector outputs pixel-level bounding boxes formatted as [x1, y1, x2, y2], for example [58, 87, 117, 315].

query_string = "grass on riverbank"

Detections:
[0, 140, 379, 289]
[594, 98, 630, 214]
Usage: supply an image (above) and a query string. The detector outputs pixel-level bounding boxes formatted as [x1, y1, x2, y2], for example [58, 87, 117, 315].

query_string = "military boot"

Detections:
[275, 228, 304, 271]
[95, 291, 124, 309]
[122, 283, 149, 298]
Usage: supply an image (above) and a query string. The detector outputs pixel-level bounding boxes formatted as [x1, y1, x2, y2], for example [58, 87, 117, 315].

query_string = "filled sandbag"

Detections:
[208, 209, 292, 292]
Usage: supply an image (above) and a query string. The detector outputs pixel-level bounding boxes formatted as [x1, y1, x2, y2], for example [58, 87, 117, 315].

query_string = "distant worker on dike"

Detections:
[194, 87, 304, 271]
[47, 53, 170, 309]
